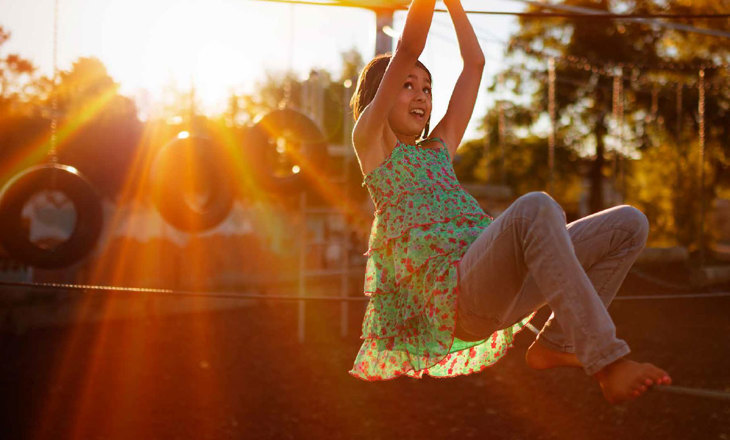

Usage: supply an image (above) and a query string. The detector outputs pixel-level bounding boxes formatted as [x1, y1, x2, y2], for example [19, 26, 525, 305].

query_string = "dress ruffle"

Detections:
[350, 138, 535, 380]
[365, 205, 491, 256]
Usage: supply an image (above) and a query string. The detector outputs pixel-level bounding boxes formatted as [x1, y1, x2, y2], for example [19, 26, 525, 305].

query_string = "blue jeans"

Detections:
[455, 191, 648, 375]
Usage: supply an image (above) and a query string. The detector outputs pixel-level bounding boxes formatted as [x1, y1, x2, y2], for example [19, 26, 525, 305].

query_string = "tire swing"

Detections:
[0, 164, 104, 269]
[0, 0, 103, 270]
[245, 109, 329, 195]
[151, 133, 234, 232]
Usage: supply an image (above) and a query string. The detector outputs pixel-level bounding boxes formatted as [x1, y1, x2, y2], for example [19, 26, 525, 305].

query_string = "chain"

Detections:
[511, 37, 729, 75]
[698, 69, 706, 266]
[497, 73, 507, 185]
[49, 0, 60, 165]
[612, 67, 625, 198]
[547, 58, 556, 194]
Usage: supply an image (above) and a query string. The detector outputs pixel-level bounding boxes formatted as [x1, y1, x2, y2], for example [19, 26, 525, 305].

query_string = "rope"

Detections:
[2, 281, 728, 399]
[628, 268, 696, 292]
[1, 280, 729, 302]
[616, 291, 730, 300]
[655, 385, 730, 401]
[0, 280, 368, 302]
[523, 323, 730, 402]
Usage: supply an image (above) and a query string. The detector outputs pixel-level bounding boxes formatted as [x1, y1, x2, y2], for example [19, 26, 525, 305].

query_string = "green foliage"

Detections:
[627, 134, 726, 250]
[0, 26, 35, 104]
[454, 132, 584, 218]
[478, 0, 730, 248]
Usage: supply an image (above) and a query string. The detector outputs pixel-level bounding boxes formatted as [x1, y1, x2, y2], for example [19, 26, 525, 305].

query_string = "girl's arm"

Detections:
[430, 0, 485, 159]
[353, 0, 436, 153]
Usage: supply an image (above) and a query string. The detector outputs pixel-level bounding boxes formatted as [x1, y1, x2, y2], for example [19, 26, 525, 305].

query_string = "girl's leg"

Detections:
[505, 203, 650, 358]
[455, 191, 630, 376]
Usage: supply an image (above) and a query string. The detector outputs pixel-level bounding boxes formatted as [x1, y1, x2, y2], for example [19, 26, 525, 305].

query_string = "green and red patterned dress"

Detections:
[350, 137, 535, 380]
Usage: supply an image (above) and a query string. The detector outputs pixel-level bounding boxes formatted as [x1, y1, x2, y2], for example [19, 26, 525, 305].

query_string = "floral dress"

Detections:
[350, 137, 535, 380]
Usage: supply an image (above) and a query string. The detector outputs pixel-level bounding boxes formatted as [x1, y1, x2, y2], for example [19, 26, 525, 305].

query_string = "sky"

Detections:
[0, 0, 525, 141]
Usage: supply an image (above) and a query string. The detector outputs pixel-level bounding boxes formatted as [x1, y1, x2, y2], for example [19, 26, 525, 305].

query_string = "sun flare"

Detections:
[100, 0, 265, 113]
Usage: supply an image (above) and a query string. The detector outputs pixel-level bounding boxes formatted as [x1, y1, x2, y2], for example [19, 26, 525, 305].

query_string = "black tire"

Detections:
[0, 164, 103, 269]
[246, 109, 329, 193]
[151, 134, 234, 232]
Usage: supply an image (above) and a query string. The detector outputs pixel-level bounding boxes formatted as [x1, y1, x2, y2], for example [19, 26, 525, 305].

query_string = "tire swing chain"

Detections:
[49, 0, 60, 182]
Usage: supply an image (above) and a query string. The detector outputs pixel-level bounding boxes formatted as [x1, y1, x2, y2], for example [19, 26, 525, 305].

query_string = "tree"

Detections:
[0, 26, 47, 187]
[454, 103, 585, 219]
[44, 57, 142, 200]
[0, 53, 143, 200]
[490, 0, 729, 249]
[0, 26, 36, 106]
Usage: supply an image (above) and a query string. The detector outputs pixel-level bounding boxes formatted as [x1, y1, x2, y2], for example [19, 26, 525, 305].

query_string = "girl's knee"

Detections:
[516, 191, 565, 221]
[617, 205, 649, 244]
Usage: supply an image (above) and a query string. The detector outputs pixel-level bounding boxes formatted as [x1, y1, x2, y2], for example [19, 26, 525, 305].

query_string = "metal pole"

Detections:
[298, 191, 306, 343]
[340, 81, 352, 338]
[374, 8, 394, 56]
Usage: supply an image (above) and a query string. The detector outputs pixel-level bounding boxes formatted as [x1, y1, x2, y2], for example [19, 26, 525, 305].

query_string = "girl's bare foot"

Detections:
[525, 339, 582, 369]
[593, 358, 672, 404]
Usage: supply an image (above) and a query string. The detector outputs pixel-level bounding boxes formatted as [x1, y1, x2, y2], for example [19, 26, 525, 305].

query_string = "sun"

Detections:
[98, 0, 263, 115]
[143, 2, 255, 110]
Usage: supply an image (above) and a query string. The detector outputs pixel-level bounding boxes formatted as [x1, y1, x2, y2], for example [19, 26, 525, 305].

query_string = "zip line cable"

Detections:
[249, 0, 730, 20]
[436, 10, 730, 19]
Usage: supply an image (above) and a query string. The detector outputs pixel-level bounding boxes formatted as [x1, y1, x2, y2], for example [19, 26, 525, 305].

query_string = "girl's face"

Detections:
[387, 65, 432, 143]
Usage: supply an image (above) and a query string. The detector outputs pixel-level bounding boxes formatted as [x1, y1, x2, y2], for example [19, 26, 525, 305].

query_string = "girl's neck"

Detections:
[396, 134, 420, 146]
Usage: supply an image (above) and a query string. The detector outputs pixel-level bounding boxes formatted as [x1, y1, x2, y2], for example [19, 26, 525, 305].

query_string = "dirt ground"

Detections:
[1, 268, 729, 440]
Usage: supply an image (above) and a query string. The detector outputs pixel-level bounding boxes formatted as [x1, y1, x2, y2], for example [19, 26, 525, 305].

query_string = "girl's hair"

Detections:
[350, 53, 432, 140]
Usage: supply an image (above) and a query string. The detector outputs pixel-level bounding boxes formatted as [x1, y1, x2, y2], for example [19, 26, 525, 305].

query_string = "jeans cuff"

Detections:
[583, 342, 632, 376]
[535, 333, 574, 353]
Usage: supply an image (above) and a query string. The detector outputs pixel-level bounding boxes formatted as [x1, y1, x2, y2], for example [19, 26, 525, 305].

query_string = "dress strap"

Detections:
[418, 137, 448, 150]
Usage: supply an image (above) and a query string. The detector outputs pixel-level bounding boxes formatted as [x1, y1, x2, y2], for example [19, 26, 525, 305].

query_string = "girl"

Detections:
[348, 0, 671, 404]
